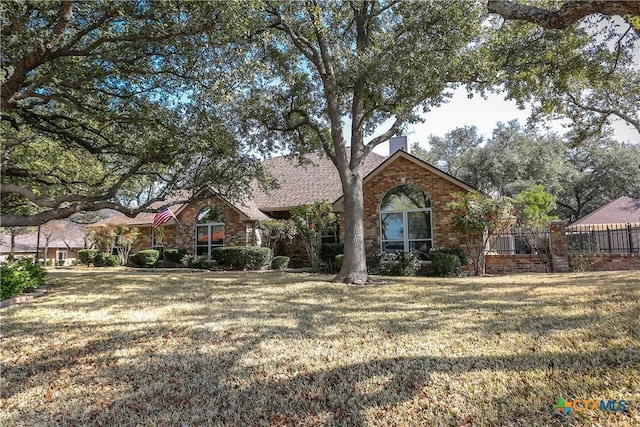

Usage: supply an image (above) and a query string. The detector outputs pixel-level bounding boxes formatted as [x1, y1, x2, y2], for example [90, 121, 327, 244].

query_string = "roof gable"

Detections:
[333, 150, 477, 208]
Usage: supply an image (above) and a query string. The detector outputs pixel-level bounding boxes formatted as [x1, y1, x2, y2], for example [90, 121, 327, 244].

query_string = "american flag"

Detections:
[152, 207, 175, 229]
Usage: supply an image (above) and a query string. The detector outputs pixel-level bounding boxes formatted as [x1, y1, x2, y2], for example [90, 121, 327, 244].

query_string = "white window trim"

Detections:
[195, 222, 225, 259]
[380, 208, 434, 253]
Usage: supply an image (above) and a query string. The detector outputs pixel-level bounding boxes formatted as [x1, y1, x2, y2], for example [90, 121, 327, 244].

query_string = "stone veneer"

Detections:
[361, 156, 469, 257]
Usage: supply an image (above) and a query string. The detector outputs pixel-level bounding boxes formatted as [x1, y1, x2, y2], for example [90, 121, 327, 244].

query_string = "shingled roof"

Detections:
[0, 221, 88, 254]
[570, 196, 640, 226]
[252, 152, 387, 211]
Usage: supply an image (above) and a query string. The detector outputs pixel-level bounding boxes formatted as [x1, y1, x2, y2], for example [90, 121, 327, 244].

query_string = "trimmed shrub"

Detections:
[430, 252, 462, 277]
[181, 254, 214, 270]
[367, 251, 421, 276]
[130, 250, 159, 267]
[102, 254, 121, 267]
[212, 246, 272, 270]
[164, 248, 187, 264]
[57, 259, 65, 266]
[93, 252, 120, 267]
[429, 247, 469, 266]
[77, 249, 99, 265]
[271, 256, 290, 270]
[320, 243, 344, 263]
[1, 259, 47, 300]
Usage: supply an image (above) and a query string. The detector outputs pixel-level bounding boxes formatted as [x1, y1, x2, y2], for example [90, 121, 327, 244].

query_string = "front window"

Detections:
[152, 228, 165, 260]
[380, 184, 432, 259]
[196, 206, 225, 258]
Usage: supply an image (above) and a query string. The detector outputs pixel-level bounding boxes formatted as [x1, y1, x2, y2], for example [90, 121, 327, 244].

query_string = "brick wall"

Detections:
[568, 253, 640, 272]
[132, 197, 254, 255]
[362, 156, 468, 257]
[485, 254, 549, 275]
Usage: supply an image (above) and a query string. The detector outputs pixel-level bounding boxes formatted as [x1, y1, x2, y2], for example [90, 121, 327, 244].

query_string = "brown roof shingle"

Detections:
[570, 196, 640, 226]
[252, 152, 387, 210]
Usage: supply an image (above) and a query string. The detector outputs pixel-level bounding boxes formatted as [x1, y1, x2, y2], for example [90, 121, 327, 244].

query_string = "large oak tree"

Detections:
[1, 0, 263, 227]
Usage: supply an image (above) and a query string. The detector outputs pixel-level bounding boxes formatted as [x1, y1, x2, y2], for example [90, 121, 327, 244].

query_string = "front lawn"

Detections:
[1, 270, 638, 426]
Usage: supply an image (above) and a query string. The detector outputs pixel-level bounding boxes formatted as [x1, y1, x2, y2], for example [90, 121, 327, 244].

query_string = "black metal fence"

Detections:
[566, 223, 640, 254]
[488, 226, 549, 255]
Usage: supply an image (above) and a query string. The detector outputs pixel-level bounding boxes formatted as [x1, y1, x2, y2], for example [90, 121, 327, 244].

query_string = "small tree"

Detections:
[258, 220, 297, 255]
[448, 192, 513, 275]
[89, 225, 118, 255]
[290, 201, 337, 272]
[115, 225, 141, 266]
[514, 185, 558, 272]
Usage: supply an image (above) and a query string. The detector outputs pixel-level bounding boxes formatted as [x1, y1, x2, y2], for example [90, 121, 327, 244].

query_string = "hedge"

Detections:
[130, 250, 159, 267]
[1, 259, 47, 300]
[77, 249, 99, 265]
[164, 248, 187, 264]
[212, 246, 272, 270]
[271, 256, 290, 270]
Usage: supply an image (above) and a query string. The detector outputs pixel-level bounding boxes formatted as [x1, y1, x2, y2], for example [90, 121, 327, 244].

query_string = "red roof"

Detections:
[570, 196, 640, 226]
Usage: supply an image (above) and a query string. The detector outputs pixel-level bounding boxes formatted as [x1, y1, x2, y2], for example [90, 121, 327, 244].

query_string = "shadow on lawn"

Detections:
[3, 270, 638, 425]
[4, 331, 637, 426]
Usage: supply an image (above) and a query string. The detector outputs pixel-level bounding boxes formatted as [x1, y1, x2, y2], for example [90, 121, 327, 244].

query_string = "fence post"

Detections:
[548, 220, 570, 273]
[628, 223, 634, 253]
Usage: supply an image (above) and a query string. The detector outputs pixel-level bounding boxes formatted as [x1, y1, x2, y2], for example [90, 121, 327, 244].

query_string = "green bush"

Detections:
[102, 254, 121, 267]
[320, 243, 344, 263]
[212, 246, 272, 270]
[45, 260, 53, 266]
[367, 251, 422, 276]
[77, 249, 99, 265]
[181, 254, 214, 270]
[94, 252, 121, 267]
[271, 256, 290, 270]
[429, 247, 469, 266]
[130, 250, 159, 267]
[57, 259, 65, 266]
[1, 258, 47, 300]
[429, 252, 462, 277]
[335, 254, 344, 270]
[164, 248, 187, 264]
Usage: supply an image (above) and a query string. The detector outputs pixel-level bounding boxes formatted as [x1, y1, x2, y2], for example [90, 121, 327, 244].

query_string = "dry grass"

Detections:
[1, 269, 639, 426]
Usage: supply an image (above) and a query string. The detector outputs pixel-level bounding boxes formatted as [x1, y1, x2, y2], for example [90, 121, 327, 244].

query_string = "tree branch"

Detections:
[487, 0, 640, 34]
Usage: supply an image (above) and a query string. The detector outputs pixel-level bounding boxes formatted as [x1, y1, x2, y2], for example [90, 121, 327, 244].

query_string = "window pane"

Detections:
[197, 226, 209, 244]
[196, 246, 208, 256]
[381, 213, 404, 240]
[381, 184, 430, 211]
[409, 240, 432, 259]
[197, 206, 224, 223]
[382, 241, 405, 252]
[210, 225, 224, 245]
[408, 211, 431, 239]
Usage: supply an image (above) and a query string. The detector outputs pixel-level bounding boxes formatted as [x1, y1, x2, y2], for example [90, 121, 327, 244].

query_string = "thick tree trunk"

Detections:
[333, 169, 369, 284]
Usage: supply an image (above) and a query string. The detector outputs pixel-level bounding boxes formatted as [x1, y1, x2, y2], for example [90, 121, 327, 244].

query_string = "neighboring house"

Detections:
[92, 148, 477, 264]
[567, 196, 640, 253]
[0, 221, 90, 265]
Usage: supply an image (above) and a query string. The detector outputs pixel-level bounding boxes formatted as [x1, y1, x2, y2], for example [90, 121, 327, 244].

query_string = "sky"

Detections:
[373, 87, 640, 156]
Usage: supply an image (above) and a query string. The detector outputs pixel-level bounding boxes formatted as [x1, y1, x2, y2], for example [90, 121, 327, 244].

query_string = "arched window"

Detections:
[196, 206, 225, 258]
[380, 184, 432, 258]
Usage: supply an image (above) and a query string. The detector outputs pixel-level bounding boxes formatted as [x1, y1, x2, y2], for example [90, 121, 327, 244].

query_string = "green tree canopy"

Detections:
[1, 1, 265, 226]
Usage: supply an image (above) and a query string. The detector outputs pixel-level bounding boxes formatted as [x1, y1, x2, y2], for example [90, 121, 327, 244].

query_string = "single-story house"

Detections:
[567, 196, 640, 253]
[93, 148, 477, 264]
[0, 221, 90, 265]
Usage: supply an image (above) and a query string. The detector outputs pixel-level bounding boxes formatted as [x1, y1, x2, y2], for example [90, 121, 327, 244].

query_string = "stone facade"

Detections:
[361, 156, 468, 257]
